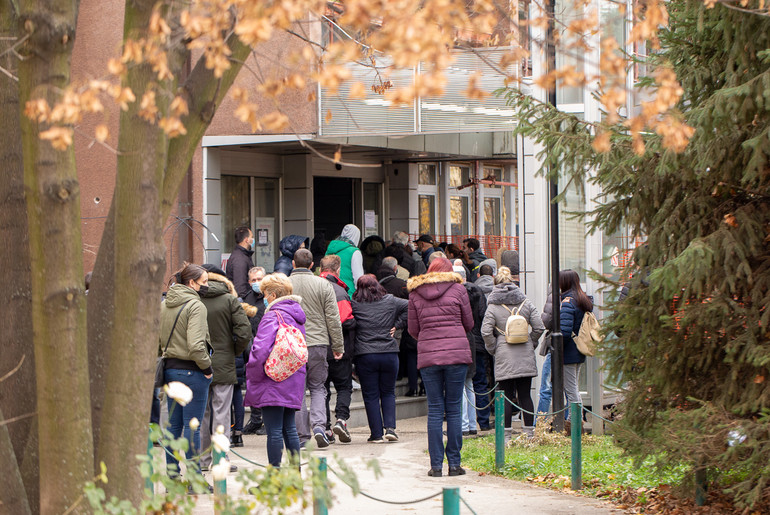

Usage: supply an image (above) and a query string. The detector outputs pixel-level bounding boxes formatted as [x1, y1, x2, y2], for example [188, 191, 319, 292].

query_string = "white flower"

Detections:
[189, 417, 200, 431]
[211, 433, 230, 453]
[164, 382, 193, 406]
[215, 424, 225, 435]
[211, 458, 230, 481]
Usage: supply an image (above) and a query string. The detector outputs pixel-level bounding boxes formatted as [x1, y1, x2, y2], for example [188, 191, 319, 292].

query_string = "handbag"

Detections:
[264, 311, 308, 382]
[155, 300, 192, 388]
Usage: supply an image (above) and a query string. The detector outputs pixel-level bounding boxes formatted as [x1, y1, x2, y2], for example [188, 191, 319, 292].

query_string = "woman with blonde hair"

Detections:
[244, 273, 307, 467]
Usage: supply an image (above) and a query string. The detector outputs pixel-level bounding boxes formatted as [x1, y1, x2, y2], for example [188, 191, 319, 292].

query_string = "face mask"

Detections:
[263, 298, 269, 309]
[197, 284, 209, 296]
[251, 282, 260, 293]
[249, 239, 255, 250]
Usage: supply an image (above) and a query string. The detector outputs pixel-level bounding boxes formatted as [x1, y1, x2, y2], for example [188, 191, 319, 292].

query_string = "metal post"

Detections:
[695, 466, 707, 506]
[442, 487, 460, 515]
[314, 457, 328, 515]
[570, 402, 582, 490]
[145, 435, 154, 494]
[495, 390, 505, 471]
[212, 447, 227, 498]
[546, 0, 565, 434]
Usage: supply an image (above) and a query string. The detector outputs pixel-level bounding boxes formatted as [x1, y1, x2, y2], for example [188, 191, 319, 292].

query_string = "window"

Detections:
[483, 167, 503, 188]
[449, 165, 470, 188]
[484, 198, 501, 236]
[559, 179, 586, 279]
[419, 163, 437, 186]
[556, 0, 585, 105]
[363, 182, 382, 238]
[419, 195, 436, 235]
[450, 196, 469, 235]
[221, 175, 250, 253]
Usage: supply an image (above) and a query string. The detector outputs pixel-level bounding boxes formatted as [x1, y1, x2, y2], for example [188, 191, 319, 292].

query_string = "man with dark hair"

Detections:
[226, 226, 255, 300]
[290, 248, 344, 448]
[474, 264, 495, 297]
[319, 254, 356, 443]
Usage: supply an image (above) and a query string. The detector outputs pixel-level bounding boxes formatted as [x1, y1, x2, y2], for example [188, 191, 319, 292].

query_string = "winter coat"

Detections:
[540, 291, 554, 356]
[289, 269, 344, 353]
[407, 272, 474, 369]
[320, 271, 357, 358]
[463, 281, 486, 378]
[244, 296, 307, 409]
[274, 235, 308, 276]
[352, 294, 409, 356]
[481, 283, 545, 381]
[226, 244, 255, 300]
[474, 274, 495, 298]
[325, 224, 364, 293]
[242, 287, 266, 337]
[310, 233, 328, 273]
[477, 257, 498, 276]
[360, 235, 386, 274]
[376, 267, 409, 299]
[420, 245, 436, 267]
[560, 289, 588, 365]
[159, 284, 213, 374]
[199, 274, 253, 384]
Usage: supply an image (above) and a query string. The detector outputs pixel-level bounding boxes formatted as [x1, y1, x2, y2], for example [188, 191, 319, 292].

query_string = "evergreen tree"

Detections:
[509, 0, 770, 507]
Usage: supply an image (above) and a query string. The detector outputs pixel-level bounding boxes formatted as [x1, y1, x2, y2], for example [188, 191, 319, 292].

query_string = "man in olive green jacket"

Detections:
[199, 267, 252, 470]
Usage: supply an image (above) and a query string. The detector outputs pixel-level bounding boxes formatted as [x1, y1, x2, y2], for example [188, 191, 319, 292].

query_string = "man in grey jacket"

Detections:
[290, 249, 344, 448]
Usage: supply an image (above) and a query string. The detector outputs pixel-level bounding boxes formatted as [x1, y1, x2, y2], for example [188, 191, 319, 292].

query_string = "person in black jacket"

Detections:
[351, 274, 408, 442]
[226, 226, 255, 300]
[319, 255, 357, 443]
[360, 235, 386, 274]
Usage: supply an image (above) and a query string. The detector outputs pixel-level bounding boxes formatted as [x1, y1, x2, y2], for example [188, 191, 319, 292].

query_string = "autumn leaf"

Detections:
[723, 213, 738, 228]
[592, 131, 611, 153]
[94, 125, 109, 143]
[754, 375, 765, 384]
[40, 127, 74, 150]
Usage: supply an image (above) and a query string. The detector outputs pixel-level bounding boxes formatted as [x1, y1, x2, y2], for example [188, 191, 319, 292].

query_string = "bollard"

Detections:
[695, 466, 707, 506]
[494, 390, 505, 471]
[313, 457, 328, 515]
[442, 487, 460, 515]
[212, 447, 227, 497]
[570, 402, 582, 490]
[145, 435, 154, 494]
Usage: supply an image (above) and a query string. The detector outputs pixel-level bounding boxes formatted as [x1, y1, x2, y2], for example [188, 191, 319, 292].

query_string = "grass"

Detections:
[461, 426, 689, 502]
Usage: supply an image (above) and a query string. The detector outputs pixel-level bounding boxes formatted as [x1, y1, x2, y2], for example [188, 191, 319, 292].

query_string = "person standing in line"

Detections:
[414, 234, 437, 269]
[198, 265, 252, 472]
[273, 235, 309, 276]
[244, 274, 306, 468]
[226, 226, 255, 300]
[559, 270, 593, 411]
[239, 266, 268, 437]
[325, 224, 364, 294]
[319, 255, 356, 444]
[462, 238, 487, 281]
[351, 274, 409, 443]
[159, 263, 213, 484]
[482, 266, 545, 440]
[289, 249, 344, 448]
[408, 257, 474, 477]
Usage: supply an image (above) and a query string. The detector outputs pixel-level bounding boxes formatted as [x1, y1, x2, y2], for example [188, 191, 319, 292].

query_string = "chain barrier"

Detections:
[581, 405, 616, 425]
[474, 382, 500, 397]
[229, 448, 269, 468]
[461, 494, 479, 515]
[499, 393, 570, 418]
[463, 390, 496, 411]
[327, 464, 443, 505]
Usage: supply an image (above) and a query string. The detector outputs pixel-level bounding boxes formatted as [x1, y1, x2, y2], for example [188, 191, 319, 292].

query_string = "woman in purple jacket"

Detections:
[244, 273, 307, 467]
[407, 258, 474, 477]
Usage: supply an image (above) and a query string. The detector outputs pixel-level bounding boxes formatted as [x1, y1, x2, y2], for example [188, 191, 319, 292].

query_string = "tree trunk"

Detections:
[17, 0, 93, 513]
[0, 2, 37, 513]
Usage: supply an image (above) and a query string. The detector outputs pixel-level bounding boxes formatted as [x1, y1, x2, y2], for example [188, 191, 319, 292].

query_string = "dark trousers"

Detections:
[473, 350, 494, 427]
[355, 352, 399, 439]
[498, 377, 535, 427]
[232, 384, 245, 432]
[325, 357, 353, 427]
[150, 387, 161, 425]
[261, 406, 300, 467]
[400, 347, 419, 392]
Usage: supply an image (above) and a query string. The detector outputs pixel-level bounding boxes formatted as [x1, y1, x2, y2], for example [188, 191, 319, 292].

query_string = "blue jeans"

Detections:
[536, 353, 568, 425]
[261, 406, 300, 467]
[355, 352, 399, 439]
[165, 368, 211, 475]
[421, 364, 467, 469]
[461, 376, 477, 431]
[473, 350, 493, 427]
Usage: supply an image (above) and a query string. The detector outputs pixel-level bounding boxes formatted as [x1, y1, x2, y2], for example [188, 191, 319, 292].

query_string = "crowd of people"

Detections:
[154, 225, 594, 487]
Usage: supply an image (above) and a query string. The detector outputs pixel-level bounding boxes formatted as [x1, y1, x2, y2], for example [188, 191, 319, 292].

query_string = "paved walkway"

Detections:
[192, 416, 620, 514]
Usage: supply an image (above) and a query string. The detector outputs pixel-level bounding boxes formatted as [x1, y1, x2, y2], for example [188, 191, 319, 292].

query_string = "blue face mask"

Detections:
[263, 298, 269, 309]
[251, 282, 260, 293]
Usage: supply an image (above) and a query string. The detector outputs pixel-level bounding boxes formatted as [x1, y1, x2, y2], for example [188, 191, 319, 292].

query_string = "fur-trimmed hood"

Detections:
[266, 294, 303, 312]
[407, 271, 463, 300]
[206, 272, 257, 317]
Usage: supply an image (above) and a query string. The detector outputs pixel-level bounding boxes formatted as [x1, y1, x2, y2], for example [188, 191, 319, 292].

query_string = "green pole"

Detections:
[314, 457, 328, 515]
[495, 390, 505, 471]
[695, 466, 707, 506]
[570, 402, 582, 490]
[145, 435, 154, 493]
[213, 447, 227, 497]
[442, 487, 460, 515]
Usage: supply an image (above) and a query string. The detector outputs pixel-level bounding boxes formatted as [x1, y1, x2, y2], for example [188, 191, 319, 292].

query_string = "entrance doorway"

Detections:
[314, 177, 354, 241]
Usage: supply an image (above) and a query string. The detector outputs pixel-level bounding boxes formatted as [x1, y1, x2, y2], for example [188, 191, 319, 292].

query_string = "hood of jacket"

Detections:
[474, 274, 494, 294]
[165, 283, 200, 307]
[477, 258, 498, 275]
[201, 273, 236, 298]
[279, 235, 308, 259]
[407, 271, 463, 300]
[339, 224, 361, 247]
[320, 271, 349, 291]
[360, 235, 385, 256]
[375, 265, 396, 281]
[266, 295, 306, 324]
[487, 282, 527, 306]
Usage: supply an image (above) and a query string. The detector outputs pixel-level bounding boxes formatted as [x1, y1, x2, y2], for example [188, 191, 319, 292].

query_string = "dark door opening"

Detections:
[314, 177, 354, 242]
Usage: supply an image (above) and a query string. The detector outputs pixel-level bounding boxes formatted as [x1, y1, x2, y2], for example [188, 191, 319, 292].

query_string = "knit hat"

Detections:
[500, 250, 519, 275]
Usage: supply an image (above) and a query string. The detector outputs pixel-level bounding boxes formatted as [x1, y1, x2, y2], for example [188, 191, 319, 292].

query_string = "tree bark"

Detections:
[0, 2, 38, 513]
[17, 0, 93, 513]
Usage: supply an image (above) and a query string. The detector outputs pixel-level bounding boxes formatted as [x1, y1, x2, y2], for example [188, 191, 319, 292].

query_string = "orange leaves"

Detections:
[724, 213, 739, 228]
[158, 117, 187, 138]
[232, 87, 260, 133]
[534, 66, 586, 90]
[261, 111, 290, 132]
[629, 0, 669, 49]
[39, 127, 74, 151]
[314, 64, 352, 95]
[139, 91, 158, 122]
[754, 375, 765, 384]
[94, 125, 109, 143]
[592, 131, 611, 153]
[463, 72, 489, 101]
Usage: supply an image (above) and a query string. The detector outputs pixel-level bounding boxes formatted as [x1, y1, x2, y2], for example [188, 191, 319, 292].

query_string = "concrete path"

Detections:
[192, 416, 620, 514]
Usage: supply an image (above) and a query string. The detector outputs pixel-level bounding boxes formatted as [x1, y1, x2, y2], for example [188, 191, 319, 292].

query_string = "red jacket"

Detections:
[407, 272, 474, 369]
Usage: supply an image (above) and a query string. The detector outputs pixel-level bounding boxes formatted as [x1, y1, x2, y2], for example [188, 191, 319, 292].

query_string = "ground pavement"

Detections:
[192, 415, 620, 514]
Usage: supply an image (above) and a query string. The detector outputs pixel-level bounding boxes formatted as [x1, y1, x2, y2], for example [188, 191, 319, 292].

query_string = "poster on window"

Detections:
[255, 217, 275, 271]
